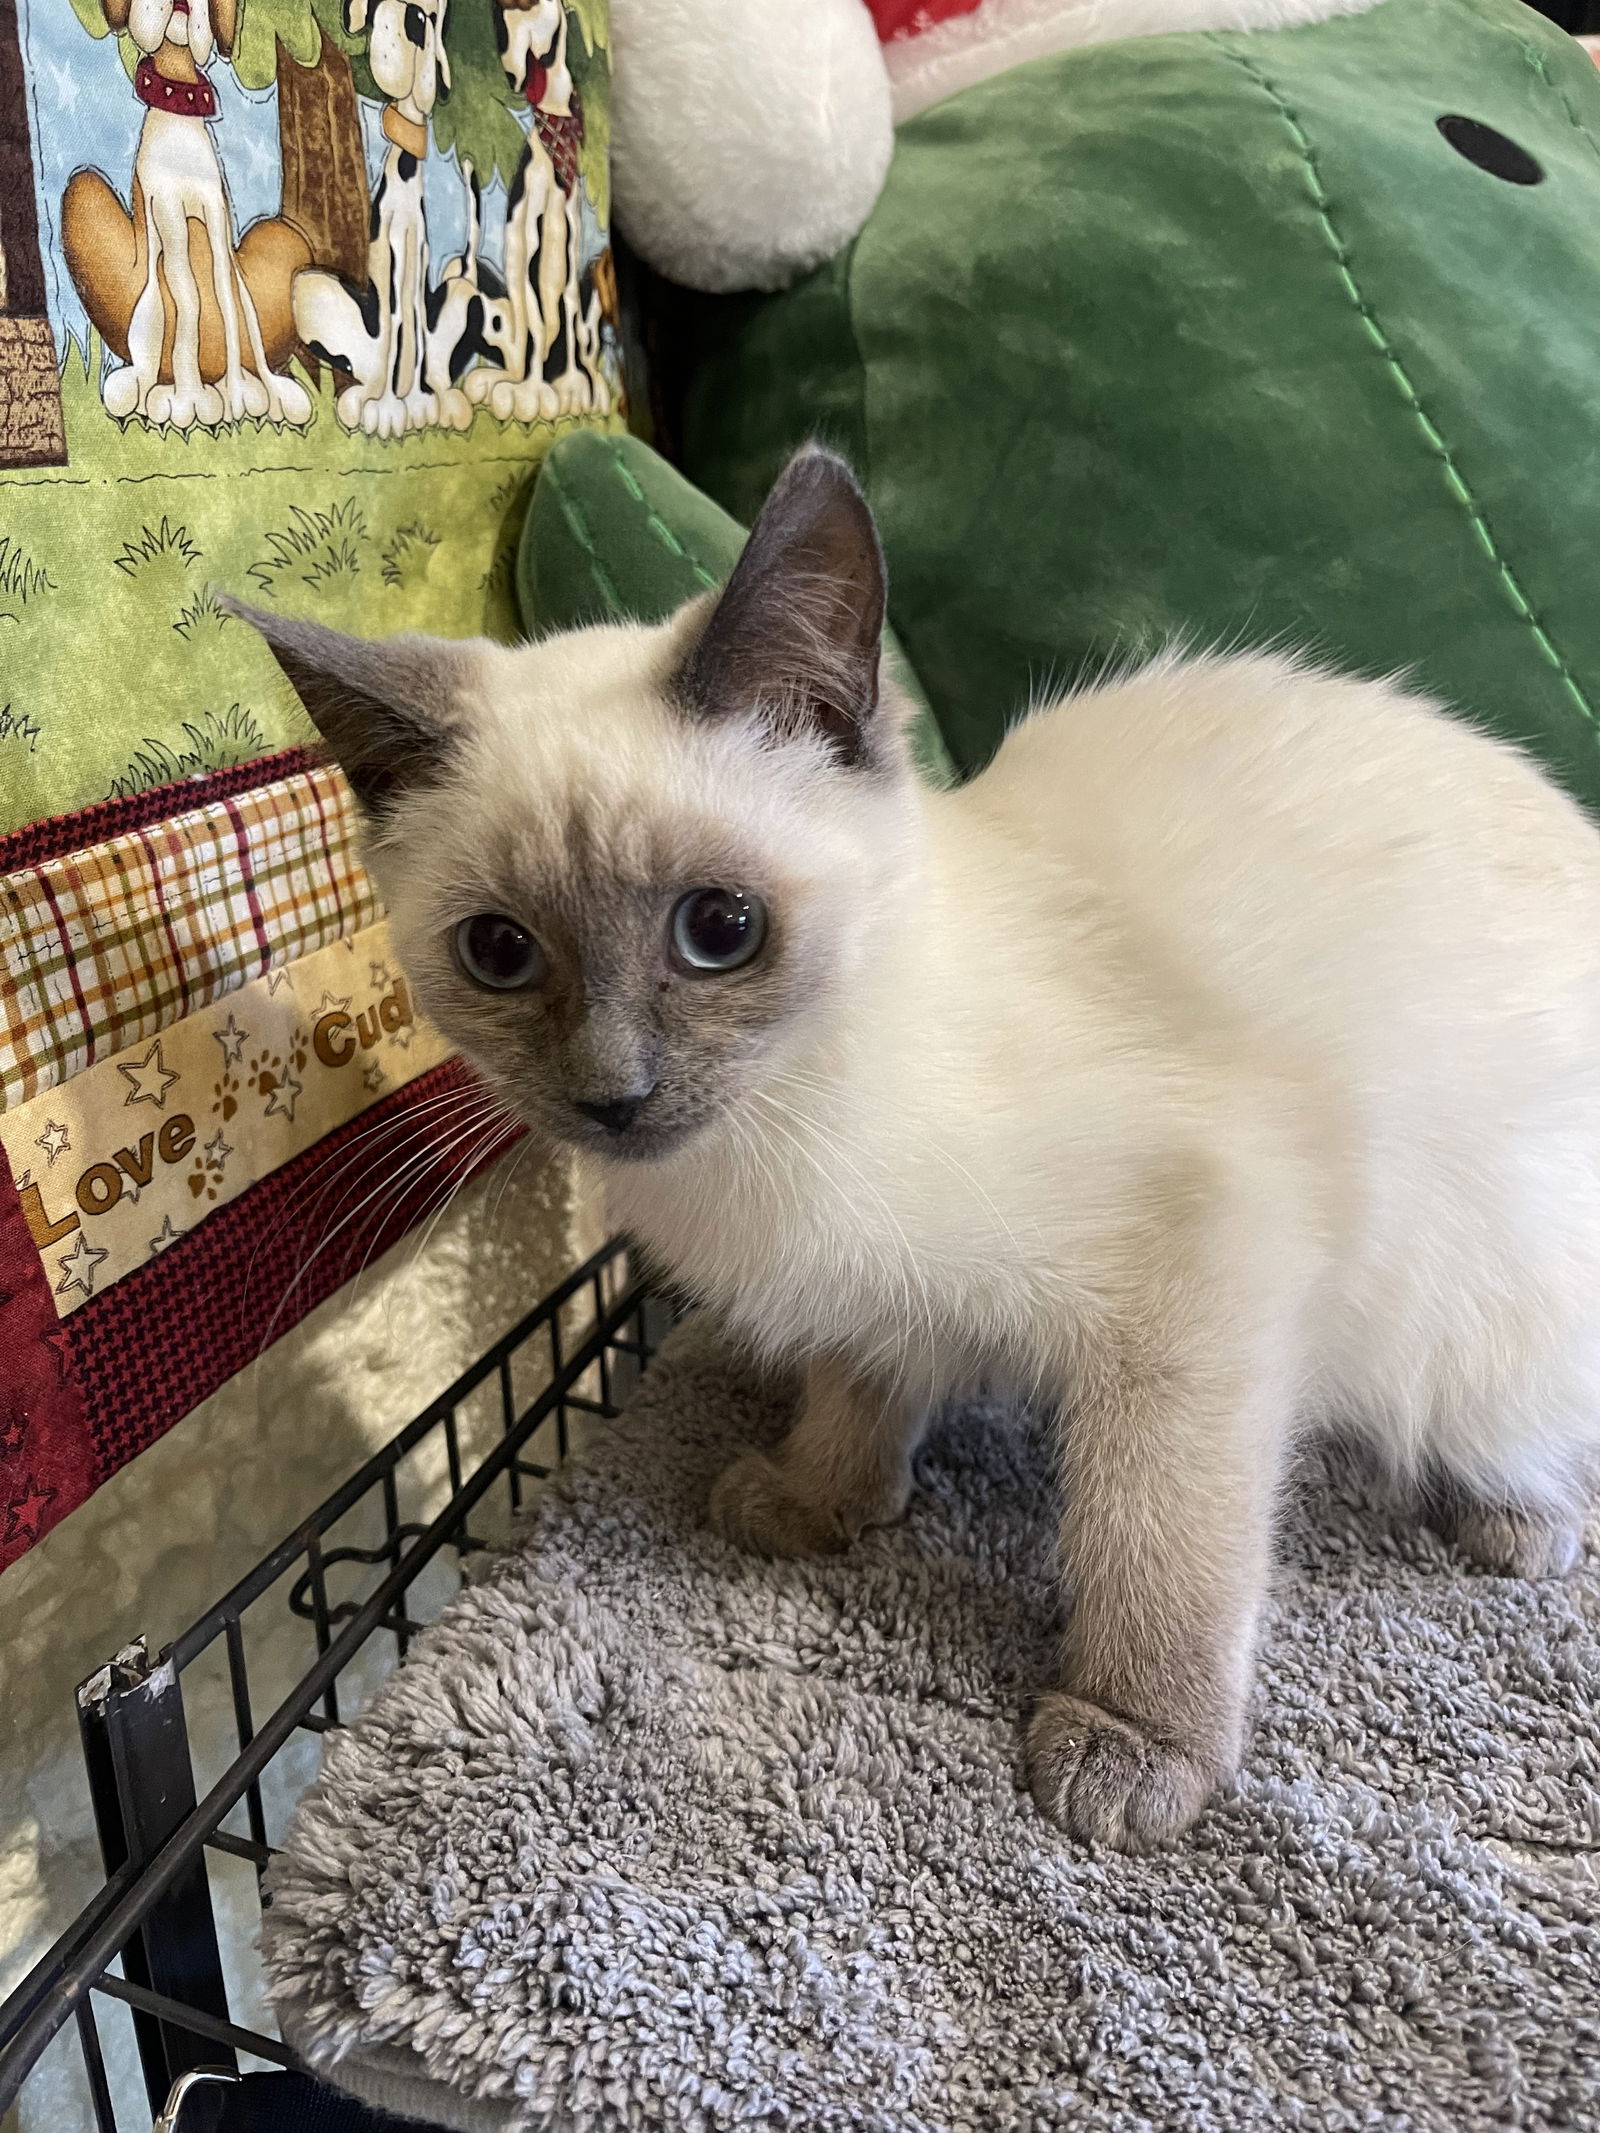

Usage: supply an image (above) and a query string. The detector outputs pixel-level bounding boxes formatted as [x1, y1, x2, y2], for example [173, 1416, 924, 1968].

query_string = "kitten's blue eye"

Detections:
[455, 913, 547, 991]
[670, 888, 767, 974]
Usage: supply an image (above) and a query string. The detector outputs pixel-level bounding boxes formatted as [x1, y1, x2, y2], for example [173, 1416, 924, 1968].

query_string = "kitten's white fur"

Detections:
[348, 603, 1600, 1848]
[545, 640, 1600, 1509]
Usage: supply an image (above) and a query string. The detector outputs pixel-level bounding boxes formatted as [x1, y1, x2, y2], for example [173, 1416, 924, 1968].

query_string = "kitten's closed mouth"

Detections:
[559, 1102, 703, 1165]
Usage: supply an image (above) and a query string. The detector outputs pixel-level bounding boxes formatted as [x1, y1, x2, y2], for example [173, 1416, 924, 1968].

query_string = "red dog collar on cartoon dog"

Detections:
[133, 50, 220, 118]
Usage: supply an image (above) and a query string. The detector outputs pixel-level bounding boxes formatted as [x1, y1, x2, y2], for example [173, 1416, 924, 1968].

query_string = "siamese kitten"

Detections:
[226, 448, 1600, 1850]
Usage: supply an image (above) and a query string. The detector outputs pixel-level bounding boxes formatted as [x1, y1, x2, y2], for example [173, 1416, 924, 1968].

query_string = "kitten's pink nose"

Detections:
[575, 1091, 652, 1135]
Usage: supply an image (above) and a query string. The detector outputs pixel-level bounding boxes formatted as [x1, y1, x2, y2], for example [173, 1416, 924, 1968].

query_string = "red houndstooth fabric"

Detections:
[0, 1053, 518, 1568]
[0, 1134, 95, 1570]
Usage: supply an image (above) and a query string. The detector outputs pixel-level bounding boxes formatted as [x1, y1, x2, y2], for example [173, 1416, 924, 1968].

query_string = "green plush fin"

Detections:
[518, 432, 956, 787]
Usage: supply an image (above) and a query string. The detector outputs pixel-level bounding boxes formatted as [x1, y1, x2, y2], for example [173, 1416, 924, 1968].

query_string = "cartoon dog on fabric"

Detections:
[464, 0, 612, 421]
[292, 0, 484, 436]
[60, 0, 314, 430]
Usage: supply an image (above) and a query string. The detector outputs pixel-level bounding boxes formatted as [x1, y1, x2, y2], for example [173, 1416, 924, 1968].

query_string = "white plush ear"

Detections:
[610, 0, 892, 294]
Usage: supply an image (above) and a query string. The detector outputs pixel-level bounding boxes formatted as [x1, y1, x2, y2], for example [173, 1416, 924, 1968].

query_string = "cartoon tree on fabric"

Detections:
[429, 0, 529, 193]
[565, 0, 610, 225]
[232, 0, 371, 287]
[0, 0, 67, 464]
[432, 0, 610, 221]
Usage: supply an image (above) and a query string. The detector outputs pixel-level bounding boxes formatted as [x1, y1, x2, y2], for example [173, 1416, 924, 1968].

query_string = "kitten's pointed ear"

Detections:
[676, 446, 887, 767]
[219, 598, 468, 818]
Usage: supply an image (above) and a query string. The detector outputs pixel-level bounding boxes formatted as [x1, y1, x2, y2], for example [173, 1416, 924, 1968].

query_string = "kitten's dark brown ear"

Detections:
[676, 445, 887, 768]
[218, 598, 467, 818]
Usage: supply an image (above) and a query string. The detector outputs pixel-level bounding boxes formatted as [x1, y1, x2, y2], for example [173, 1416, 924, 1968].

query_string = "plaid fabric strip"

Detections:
[0, 748, 320, 875]
[0, 766, 379, 1110]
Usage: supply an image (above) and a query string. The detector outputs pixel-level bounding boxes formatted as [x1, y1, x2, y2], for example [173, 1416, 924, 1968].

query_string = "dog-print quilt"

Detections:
[0, 0, 618, 835]
[0, 0, 615, 1570]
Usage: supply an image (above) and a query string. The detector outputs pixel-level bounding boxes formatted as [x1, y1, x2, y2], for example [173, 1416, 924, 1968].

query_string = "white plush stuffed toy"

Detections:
[608, 0, 1383, 291]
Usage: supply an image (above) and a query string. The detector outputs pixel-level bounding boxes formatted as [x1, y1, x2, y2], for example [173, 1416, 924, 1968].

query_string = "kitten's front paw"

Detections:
[1025, 1693, 1220, 1850]
[707, 1452, 849, 1559]
[1434, 1498, 1582, 1579]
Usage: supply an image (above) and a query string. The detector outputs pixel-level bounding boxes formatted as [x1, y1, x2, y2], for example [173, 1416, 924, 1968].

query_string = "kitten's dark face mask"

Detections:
[423, 846, 807, 1162]
[221, 445, 902, 1163]
[454, 888, 766, 1144]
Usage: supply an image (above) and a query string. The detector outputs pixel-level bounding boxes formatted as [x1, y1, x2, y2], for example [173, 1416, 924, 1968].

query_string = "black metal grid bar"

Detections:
[287, 1527, 430, 1644]
[594, 1271, 613, 1414]
[444, 1407, 465, 1501]
[0, 1240, 658, 2123]
[551, 1309, 568, 1463]
[92, 1979, 302, 2073]
[223, 1617, 269, 1868]
[500, 1356, 522, 1515]
[304, 1537, 340, 1729]
[167, 1236, 632, 1673]
[74, 1997, 116, 2133]
[379, 1466, 415, 1658]
[75, 1644, 169, 2114]
[97, 1647, 238, 2106]
[204, 1831, 272, 1871]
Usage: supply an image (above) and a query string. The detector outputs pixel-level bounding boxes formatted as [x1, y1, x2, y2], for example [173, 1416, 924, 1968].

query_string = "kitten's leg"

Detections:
[708, 1358, 928, 1558]
[1027, 1334, 1288, 1851]
[1423, 1467, 1585, 1579]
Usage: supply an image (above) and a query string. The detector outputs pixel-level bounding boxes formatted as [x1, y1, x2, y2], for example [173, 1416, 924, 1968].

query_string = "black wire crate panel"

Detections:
[0, 1237, 664, 2133]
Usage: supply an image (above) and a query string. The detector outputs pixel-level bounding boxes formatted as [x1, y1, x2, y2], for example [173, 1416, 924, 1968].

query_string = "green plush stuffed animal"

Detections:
[535, 0, 1600, 805]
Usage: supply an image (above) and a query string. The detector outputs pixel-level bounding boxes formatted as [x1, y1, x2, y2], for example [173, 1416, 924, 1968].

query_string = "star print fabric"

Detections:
[0, 761, 508, 1571]
[0, 923, 452, 1313]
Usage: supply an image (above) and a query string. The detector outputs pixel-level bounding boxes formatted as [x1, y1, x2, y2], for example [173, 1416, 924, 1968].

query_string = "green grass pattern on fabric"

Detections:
[0, 335, 624, 836]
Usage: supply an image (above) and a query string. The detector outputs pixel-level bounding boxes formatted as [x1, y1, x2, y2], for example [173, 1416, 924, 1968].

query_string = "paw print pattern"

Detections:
[187, 1145, 228, 1203]
[213, 1068, 240, 1121]
[247, 1039, 305, 1124]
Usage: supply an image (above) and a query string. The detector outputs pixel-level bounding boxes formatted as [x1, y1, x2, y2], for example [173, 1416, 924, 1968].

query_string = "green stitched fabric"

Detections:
[678, 0, 1600, 804]
[517, 430, 956, 785]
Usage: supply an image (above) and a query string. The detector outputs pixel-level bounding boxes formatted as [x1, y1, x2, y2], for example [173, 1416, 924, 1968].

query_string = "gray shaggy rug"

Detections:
[263, 1322, 1600, 2133]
